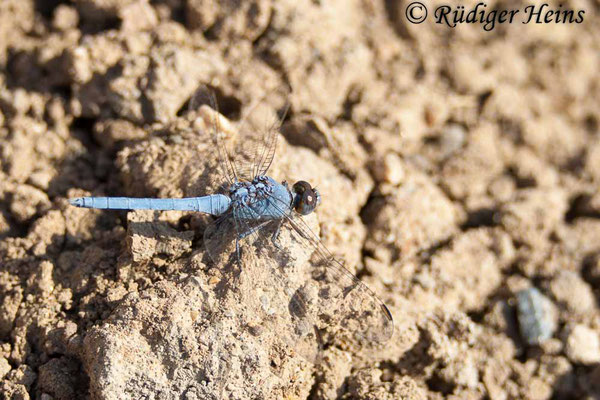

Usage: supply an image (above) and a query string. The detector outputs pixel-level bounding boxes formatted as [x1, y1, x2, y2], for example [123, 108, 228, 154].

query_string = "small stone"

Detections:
[0, 212, 10, 236]
[8, 365, 37, 389]
[119, 0, 158, 32]
[549, 270, 595, 315]
[539, 338, 562, 355]
[38, 357, 82, 400]
[373, 153, 405, 185]
[516, 287, 557, 345]
[440, 123, 466, 155]
[0, 356, 11, 380]
[564, 324, 600, 365]
[523, 376, 552, 400]
[9, 184, 51, 223]
[52, 5, 79, 31]
[186, 0, 219, 31]
[28, 170, 54, 191]
[0, 290, 23, 338]
[28, 260, 55, 295]
[3, 384, 30, 400]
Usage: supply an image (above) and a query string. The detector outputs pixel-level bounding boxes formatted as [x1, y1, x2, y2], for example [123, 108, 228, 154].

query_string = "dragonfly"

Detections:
[70, 88, 393, 361]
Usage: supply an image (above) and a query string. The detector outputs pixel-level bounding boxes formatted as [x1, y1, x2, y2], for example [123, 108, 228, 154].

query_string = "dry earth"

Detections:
[0, 0, 599, 399]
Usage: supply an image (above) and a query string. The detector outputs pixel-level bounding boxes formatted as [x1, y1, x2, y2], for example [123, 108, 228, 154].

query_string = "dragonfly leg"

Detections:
[235, 238, 241, 261]
[271, 220, 284, 250]
[238, 221, 270, 239]
[234, 237, 243, 275]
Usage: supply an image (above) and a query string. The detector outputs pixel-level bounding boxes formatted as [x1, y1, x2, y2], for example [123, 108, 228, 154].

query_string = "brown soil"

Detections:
[1, 0, 599, 399]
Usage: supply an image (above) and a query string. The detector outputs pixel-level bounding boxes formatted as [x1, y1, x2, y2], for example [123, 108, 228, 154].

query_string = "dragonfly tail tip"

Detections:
[69, 197, 83, 207]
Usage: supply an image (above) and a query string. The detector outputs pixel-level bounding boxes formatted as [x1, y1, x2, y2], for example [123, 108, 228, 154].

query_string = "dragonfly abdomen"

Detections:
[69, 195, 231, 215]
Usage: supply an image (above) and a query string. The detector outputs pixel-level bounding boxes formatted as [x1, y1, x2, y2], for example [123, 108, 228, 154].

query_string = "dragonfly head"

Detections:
[292, 181, 321, 215]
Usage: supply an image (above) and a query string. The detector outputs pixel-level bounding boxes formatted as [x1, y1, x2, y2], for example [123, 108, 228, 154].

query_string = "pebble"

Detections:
[565, 324, 600, 365]
[549, 270, 596, 314]
[440, 123, 466, 155]
[516, 287, 557, 345]
[373, 153, 405, 185]
[52, 5, 78, 31]
[0, 356, 11, 380]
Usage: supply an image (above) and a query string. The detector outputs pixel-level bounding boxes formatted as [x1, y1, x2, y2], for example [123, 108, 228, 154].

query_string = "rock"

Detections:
[311, 348, 353, 399]
[82, 277, 314, 400]
[0, 356, 11, 379]
[438, 353, 479, 389]
[7, 365, 37, 389]
[507, 147, 559, 188]
[500, 187, 568, 249]
[549, 270, 596, 315]
[143, 45, 222, 122]
[425, 228, 508, 312]
[52, 5, 79, 31]
[564, 324, 600, 365]
[439, 123, 466, 156]
[9, 184, 51, 223]
[0, 383, 30, 400]
[522, 115, 585, 167]
[440, 123, 504, 200]
[0, 211, 10, 236]
[0, 289, 23, 338]
[38, 357, 84, 400]
[363, 166, 459, 263]
[185, 0, 271, 40]
[127, 210, 194, 262]
[93, 119, 148, 149]
[372, 153, 405, 185]
[346, 369, 427, 400]
[516, 287, 557, 346]
[27, 260, 55, 296]
[75, 0, 138, 25]
[119, 0, 158, 32]
[1, 0, 600, 397]
[185, 0, 219, 31]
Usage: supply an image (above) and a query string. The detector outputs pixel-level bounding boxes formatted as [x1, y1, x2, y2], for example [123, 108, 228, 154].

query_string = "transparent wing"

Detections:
[243, 100, 290, 179]
[189, 86, 289, 183]
[206, 316, 230, 400]
[232, 210, 323, 362]
[203, 209, 239, 268]
[203, 202, 322, 362]
[189, 87, 238, 186]
[230, 93, 290, 182]
[264, 195, 394, 345]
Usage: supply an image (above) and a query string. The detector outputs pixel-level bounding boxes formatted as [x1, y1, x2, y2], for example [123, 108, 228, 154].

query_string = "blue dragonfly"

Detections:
[70, 88, 393, 360]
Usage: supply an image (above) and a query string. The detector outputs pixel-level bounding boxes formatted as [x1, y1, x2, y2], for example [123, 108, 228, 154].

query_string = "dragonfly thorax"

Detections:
[229, 176, 275, 205]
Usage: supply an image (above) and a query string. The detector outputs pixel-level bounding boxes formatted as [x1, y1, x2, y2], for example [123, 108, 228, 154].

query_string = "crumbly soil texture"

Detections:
[1, 0, 600, 399]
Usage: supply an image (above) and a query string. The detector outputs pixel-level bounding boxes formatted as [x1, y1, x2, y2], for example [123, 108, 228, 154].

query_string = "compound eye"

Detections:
[293, 181, 319, 215]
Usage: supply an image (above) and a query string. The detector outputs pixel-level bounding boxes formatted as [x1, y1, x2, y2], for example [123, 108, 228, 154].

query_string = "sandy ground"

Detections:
[1, 0, 600, 399]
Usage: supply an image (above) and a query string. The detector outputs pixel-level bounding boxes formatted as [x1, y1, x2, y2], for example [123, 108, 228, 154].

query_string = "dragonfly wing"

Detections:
[189, 85, 289, 182]
[264, 195, 394, 345]
[203, 210, 240, 267]
[189, 87, 239, 185]
[246, 100, 290, 179]
[230, 93, 290, 181]
[231, 206, 323, 362]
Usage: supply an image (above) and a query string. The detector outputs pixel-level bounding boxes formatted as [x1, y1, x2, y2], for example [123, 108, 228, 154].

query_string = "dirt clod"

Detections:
[1, 0, 599, 399]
